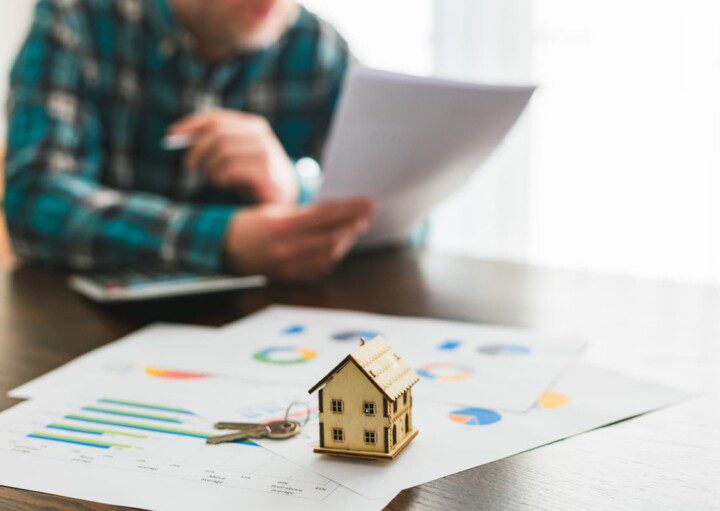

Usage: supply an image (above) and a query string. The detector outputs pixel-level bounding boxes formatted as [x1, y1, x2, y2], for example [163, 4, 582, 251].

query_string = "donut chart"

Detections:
[416, 362, 473, 382]
[252, 346, 317, 365]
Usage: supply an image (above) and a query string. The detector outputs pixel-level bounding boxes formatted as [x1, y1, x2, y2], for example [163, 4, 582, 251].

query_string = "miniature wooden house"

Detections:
[308, 336, 419, 459]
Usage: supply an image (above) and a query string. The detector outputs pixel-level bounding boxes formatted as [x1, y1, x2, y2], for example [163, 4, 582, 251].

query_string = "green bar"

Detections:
[48, 423, 148, 439]
[31, 431, 131, 449]
[81, 406, 182, 423]
[98, 398, 193, 415]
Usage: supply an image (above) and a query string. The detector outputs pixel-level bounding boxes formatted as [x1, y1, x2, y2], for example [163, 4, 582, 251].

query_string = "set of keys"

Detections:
[206, 402, 311, 445]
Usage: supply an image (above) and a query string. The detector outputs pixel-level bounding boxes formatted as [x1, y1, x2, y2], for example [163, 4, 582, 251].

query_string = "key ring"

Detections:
[283, 401, 311, 429]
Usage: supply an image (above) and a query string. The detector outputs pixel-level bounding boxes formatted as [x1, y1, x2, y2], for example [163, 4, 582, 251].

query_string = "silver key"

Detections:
[264, 419, 301, 440]
[208, 402, 309, 445]
[214, 421, 268, 431]
[206, 425, 270, 445]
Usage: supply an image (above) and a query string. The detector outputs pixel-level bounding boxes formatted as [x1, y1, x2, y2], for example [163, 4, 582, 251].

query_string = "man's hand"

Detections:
[224, 198, 375, 282]
[169, 109, 299, 204]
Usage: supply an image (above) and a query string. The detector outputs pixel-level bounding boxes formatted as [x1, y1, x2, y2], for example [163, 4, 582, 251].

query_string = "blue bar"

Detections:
[47, 424, 102, 435]
[27, 434, 110, 449]
[97, 398, 194, 415]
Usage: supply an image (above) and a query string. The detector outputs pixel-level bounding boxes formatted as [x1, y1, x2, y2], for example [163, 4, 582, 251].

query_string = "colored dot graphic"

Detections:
[477, 343, 532, 356]
[416, 362, 474, 382]
[332, 330, 381, 342]
[438, 340, 462, 351]
[449, 407, 502, 426]
[252, 346, 318, 365]
[281, 324, 306, 335]
[539, 391, 570, 409]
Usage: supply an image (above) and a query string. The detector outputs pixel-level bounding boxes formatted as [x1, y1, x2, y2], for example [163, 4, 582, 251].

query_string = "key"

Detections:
[263, 419, 301, 440]
[206, 425, 270, 445]
[214, 421, 268, 431]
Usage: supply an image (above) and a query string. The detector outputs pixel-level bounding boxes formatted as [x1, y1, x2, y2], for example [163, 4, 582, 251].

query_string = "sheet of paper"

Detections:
[195, 364, 690, 500]
[319, 66, 536, 246]
[12, 308, 583, 412]
[0, 396, 388, 511]
[9, 324, 224, 399]
[217, 305, 585, 411]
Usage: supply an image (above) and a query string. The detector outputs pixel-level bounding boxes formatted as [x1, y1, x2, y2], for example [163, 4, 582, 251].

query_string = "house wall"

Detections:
[388, 387, 413, 451]
[319, 362, 389, 454]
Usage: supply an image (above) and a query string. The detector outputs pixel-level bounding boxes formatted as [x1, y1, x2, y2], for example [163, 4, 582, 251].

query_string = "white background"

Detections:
[3, 0, 720, 284]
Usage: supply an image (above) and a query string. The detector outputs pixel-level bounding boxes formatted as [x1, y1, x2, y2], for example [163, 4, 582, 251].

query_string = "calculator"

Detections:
[68, 269, 266, 302]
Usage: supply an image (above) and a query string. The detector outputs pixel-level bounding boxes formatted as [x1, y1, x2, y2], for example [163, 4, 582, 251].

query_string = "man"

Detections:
[3, 0, 374, 282]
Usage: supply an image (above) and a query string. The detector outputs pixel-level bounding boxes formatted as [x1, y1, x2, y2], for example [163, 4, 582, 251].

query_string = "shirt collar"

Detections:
[148, 0, 311, 61]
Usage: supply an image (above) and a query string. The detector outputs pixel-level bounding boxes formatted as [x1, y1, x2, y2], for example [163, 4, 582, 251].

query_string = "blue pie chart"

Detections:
[448, 407, 502, 426]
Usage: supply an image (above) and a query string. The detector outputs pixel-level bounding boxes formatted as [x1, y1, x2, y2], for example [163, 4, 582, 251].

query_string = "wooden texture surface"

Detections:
[1, 249, 718, 510]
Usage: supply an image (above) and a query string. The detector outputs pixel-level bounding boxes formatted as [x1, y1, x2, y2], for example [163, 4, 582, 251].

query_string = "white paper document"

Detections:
[12, 308, 584, 412]
[0, 396, 385, 511]
[219, 305, 585, 411]
[196, 364, 690, 500]
[319, 66, 536, 245]
[9, 324, 223, 400]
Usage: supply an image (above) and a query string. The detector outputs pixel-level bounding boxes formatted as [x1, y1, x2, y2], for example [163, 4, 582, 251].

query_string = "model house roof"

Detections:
[308, 336, 419, 401]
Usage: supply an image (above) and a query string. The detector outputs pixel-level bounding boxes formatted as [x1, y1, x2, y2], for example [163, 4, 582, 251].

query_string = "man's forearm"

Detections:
[4, 168, 237, 272]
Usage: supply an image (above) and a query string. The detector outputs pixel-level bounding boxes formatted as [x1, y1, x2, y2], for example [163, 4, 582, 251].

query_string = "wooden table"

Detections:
[1, 249, 718, 510]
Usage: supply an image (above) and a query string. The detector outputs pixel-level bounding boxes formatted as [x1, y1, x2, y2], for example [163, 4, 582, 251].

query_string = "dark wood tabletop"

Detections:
[1, 248, 718, 510]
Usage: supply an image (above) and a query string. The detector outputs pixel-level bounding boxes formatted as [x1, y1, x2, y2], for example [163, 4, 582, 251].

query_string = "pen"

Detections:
[161, 133, 194, 151]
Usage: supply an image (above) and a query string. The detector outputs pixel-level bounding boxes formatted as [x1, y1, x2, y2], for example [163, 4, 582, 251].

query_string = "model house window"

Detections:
[393, 400, 398, 413]
[364, 430, 377, 445]
[332, 428, 344, 442]
[363, 401, 376, 415]
[403, 391, 407, 404]
[331, 399, 344, 413]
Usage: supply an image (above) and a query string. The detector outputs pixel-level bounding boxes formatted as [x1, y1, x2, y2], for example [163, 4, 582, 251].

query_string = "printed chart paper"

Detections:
[218, 305, 586, 411]
[12, 309, 585, 412]
[196, 364, 690, 500]
[0, 396, 386, 511]
[9, 324, 225, 400]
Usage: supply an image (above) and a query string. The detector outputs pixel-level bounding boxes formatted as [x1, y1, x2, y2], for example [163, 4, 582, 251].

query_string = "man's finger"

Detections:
[168, 111, 221, 135]
[208, 163, 277, 202]
[184, 131, 216, 171]
[279, 199, 375, 235]
[205, 140, 265, 174]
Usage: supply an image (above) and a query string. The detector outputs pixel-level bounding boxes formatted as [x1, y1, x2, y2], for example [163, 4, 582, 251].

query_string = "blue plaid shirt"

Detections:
[4, 0, 349, 272]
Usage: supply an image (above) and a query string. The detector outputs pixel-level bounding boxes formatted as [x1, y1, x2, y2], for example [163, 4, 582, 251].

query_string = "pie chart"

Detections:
[332, 329, 381, 342]
[144, 367, 209, 380]
[448, 407, 502, 426]
[477, 343, 532, 356]
[417, 362, 473, 381]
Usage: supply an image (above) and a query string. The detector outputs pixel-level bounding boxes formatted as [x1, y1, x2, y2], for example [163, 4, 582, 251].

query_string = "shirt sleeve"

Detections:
[3, 0, 236, 272]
